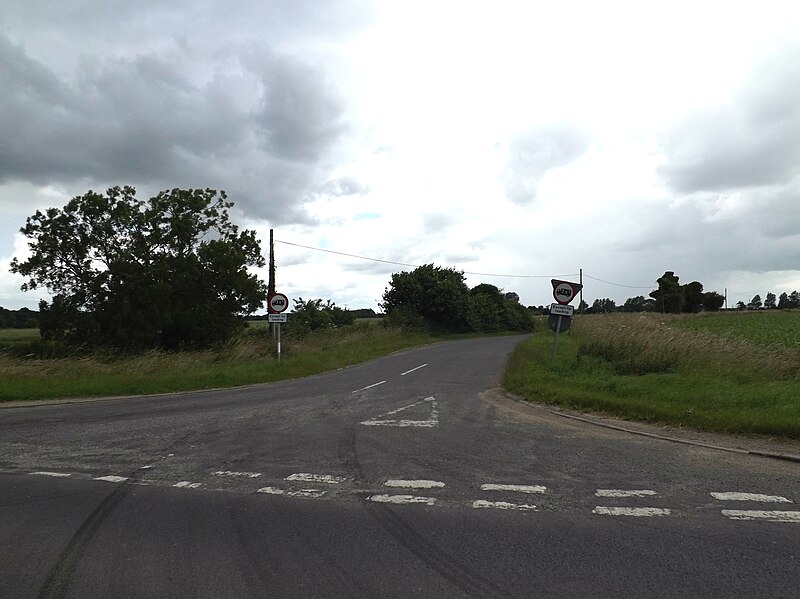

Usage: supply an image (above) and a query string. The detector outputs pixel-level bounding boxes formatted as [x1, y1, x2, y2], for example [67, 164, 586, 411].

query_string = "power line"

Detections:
[275, 239, 578, 279]
[582, 273, 653, 289]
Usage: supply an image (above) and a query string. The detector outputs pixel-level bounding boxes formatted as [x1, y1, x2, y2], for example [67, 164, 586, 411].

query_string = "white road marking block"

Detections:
[721, 510, 800, 523]
[400, 364, 428, 376]
[480, 484, 547, 494]
[384, 479, 445, 489]
[472, 500, 538, 511]
[213, 470, 262, 478]
[352, 381, 387, 393]
[174, 481, 202, 489]
[285, 473, 349, 484]
[596, 489, 658, 498]
[368, 494, 436, 506]
[711, 492, 791, 503]
[258, 487, 327, 498]
[593, 507, 672, 517]
[94, 475, 129, 483]
[360, 397, 439, 428]
[30, 471, 71, 478]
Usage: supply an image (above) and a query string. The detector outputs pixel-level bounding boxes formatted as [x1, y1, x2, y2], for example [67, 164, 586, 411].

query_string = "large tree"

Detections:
[10, 186, 267, 349]
[650, 271, 683, 313]
[381, 264, 470, 332]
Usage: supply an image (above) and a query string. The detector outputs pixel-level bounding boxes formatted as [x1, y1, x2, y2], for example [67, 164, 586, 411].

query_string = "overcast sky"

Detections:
[2, 0, 800, 311]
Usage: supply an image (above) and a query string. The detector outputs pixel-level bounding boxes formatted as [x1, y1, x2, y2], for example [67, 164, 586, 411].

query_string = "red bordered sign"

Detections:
[551, 280, 582, 305]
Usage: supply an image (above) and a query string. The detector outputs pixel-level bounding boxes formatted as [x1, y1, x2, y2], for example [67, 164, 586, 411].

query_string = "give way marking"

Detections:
[360, 396, 439, 428]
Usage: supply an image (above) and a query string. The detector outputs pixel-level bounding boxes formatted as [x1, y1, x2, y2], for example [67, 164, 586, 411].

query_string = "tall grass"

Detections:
[504, 312, 800, 438]
[0, 323, 438, 402]
[576, 313, 800, 380]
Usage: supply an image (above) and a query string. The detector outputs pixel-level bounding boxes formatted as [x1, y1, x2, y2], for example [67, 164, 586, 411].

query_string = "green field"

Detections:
[675, 310, 800, 349]
[504, 311, 800, 438]
[0, 328, 40, 345]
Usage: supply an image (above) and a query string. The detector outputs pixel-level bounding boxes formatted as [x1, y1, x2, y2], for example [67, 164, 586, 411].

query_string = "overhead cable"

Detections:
[275, 239, 577, 279]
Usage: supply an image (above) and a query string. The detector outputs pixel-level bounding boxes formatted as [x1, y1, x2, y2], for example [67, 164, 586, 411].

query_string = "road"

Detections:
[0, 335, 798, 598]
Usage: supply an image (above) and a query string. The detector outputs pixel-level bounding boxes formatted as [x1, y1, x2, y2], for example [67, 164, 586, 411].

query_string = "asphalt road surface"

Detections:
[1, 335, 798, 598]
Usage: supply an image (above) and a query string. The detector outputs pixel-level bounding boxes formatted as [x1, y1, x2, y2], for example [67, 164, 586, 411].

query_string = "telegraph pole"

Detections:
[269, 229, 276, 339]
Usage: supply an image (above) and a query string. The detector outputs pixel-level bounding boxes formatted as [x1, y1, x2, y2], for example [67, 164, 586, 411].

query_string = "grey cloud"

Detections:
[0, 30, 352, 224]
[251, 53, 346, 162]
[502, 125, 588, 204]
[658, 43, 800, 193]
[613, 183, 800, 275]
[323, 176, 370, 196]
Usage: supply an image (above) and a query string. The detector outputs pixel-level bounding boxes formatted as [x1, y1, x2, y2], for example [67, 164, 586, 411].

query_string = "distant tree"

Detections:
[748, 294, 762, 310]
[578, 299, 589, 313]
[10, 186, 266, 349]
[381, 264, 470, 332]
[682, 281, 705, 313]
[764, 292, 777, 309]
[504, 291, 520, 303]
[621, 296, 654, 312]
[735, 301, 747, 310]
[591, 298, 617, 313]
[778, 292, 790, 309]
[650, 271, 683, 313]
[287, 298, 354, 336]
[791, 291, 800, 308]
[702, 291, 725, 311]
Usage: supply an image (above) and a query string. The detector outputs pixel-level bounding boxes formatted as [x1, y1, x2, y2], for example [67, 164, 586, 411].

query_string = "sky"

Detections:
[2, 0, 800, 312]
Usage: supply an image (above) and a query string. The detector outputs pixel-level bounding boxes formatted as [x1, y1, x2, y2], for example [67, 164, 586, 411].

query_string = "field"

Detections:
[0, 324, 444, 402]
[504, 311, 800, 438]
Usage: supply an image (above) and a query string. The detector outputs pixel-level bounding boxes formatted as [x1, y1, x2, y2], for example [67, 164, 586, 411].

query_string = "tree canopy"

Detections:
[10, 186, 267, 349]
[381, 265, 532, 333]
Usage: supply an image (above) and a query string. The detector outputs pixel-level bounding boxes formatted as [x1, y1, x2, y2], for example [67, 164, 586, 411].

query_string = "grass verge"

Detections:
[0, 324, 443, 402]
[504, 313, 800, 439]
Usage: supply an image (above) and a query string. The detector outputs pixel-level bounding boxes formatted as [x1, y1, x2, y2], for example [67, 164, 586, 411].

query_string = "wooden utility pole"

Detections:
[268, 229, 276, 298]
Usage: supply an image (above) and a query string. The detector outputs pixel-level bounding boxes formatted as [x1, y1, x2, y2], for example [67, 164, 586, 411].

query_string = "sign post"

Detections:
[268, 293, 289, 361]
[550, 280, 582, 364]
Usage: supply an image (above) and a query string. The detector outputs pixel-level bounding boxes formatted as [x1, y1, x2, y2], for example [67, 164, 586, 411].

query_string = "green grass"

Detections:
[504, 313, 800, 438]
[0, 328, 40, 345]
[0, 325, 450, 402]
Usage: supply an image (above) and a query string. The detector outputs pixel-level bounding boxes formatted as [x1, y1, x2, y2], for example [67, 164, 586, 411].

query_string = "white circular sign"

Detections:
[269, 293, 289, 313]
[553, 282, 576, 305]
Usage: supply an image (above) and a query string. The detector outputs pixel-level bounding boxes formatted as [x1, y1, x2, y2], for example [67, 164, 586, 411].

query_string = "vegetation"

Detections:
[381, 264, 533, 333]
[504, 311, 800, 438]
[0, 322, 446, 402]
[10, 186, 266, 350]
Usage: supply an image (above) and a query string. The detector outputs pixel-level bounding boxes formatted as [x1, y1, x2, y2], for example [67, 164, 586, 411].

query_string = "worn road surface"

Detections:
[1, 335, 798, 598]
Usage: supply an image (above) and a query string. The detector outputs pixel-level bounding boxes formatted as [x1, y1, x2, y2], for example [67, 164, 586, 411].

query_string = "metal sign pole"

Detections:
[277, 323, 281, 362]
[551, 315, 563, 364]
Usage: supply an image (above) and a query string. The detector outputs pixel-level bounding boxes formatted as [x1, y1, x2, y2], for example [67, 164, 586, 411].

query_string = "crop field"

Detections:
[0, 328, 40, 345]
[674, 310, 800, 349]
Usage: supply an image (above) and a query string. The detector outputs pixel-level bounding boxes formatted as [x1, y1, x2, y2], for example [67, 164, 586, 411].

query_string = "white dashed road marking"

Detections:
[352, 381, 387, 393]
[384, 479, 445, 489]
[596, 489, 658, 498]
[593, 507, 672, 517]
[711, 492, 792, 503]
[258, 487, 327, 498]
[285, 473, 349, 484]
[472, 500, 538, 511]
[94, 475, 129, 483]
[30, 471, 71, 478]
[213, 470, 262, 478]
[721, 510, 800, 523]
[481, 484, 547, 494]
[368, 494, 436, 506]
[400, 364, 428, 376]
[174, 481, 202, 489]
